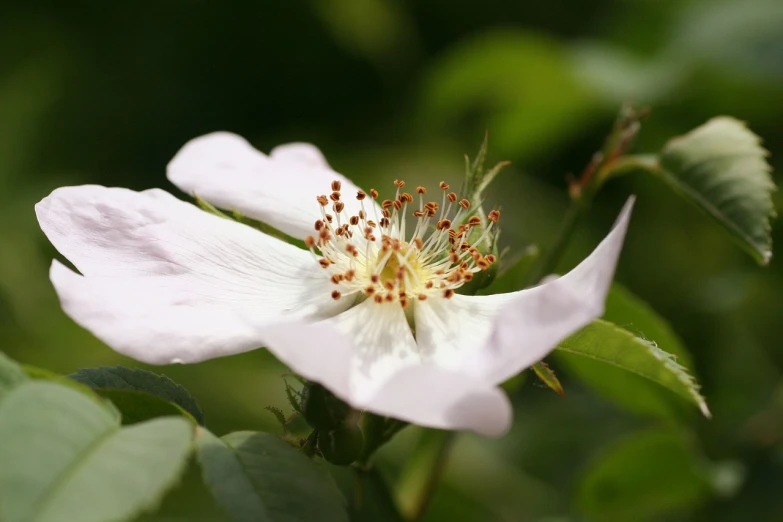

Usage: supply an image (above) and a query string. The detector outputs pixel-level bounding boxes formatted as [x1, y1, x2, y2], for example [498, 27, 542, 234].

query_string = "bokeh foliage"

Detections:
[2, 0, 783, 520]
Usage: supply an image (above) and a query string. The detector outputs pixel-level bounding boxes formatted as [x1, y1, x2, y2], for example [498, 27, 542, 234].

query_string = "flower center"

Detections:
[304, 179, 499, 308]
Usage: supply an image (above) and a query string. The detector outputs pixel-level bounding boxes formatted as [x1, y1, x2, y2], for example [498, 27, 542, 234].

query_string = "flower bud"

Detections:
[301, 382, 354, 431]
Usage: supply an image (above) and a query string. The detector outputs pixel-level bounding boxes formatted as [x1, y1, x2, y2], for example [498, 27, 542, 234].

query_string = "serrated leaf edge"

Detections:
[558, 322, 711, 418]
[659, 116, 776, 265]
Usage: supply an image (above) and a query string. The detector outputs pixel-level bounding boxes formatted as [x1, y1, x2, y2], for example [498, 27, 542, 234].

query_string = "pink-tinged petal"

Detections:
[36, 185, 350, 364]
[167, 133, 371, 240]
[261, 300, 511, 436]
[414, 197, 635, 384]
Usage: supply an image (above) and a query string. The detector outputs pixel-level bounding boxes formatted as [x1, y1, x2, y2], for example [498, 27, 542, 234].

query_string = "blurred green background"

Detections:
[2, 0, 783, 520]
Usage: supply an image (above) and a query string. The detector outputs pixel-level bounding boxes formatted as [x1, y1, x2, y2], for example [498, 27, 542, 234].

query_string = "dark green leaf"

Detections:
[577, 429, 710, 521]
[0, 381, 193, 522]
[195, 429, 349, 522]
[656, 117, 775, 264]
[556, 319, 709, 417]
[69, 366, 205, 425]
[0, 351, 28, 399]
[98, 389, 196, 425]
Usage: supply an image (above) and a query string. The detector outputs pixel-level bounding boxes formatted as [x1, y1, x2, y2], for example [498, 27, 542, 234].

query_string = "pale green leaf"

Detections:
[657, 117, 775, 264]
[577, 429, 710, 521]
[558, 284, 698, 420]
[195, 428, 349, 522]
[0, 381, 193, 522]
[0, 351, 28, 399]
[604, 283, 691, 364]
[556, 319, 709, 417]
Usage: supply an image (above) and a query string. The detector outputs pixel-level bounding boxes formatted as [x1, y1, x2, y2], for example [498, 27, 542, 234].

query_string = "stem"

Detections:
[410, 433, 455, 521]
[400, 105, 647, 521]
[356, 413, 409, 467]
[356, 412, 387, 466]
[397, 430, 456, 521]
[525, 105, 646, 287]
[525, 202, 584, 286]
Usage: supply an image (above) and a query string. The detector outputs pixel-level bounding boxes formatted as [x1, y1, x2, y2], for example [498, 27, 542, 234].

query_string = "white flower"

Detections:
[36, 133, 633, 436]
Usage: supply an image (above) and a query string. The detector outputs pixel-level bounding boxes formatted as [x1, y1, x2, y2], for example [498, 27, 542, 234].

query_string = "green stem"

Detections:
[525, 202, 585, 286]
[525, 106, 645, 287]
[356, 412, 387, 466]
[401, 105, 646, 521]
[397, 430, 456, 521]
[410, 432, 455, 521]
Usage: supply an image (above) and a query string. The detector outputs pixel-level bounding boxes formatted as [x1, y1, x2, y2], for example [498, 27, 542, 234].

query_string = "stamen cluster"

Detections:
[304, 179, 499, 308]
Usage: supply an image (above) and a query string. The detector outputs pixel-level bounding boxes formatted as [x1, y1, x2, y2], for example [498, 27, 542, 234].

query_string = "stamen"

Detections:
[310, 179, 498, 309]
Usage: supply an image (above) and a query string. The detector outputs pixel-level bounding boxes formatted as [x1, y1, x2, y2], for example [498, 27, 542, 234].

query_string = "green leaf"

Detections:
[654, 117, 775, 264]
[70, 366, 205, 425]
[556, 319, 710, 417]
[0, 351, 28, 399]
[558, 284, 698, 420]
[604, 283, 692, 364]
[329, 465, 404, 522]
[195, 428, 349, 522]
[577, 429, 710, 521]
[0, 381, 193, 522]
[99, 389, 198, 425]
[21, 364, 125, 421]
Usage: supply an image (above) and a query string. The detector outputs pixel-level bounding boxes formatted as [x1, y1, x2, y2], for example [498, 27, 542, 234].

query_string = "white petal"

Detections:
[361, 365, 512, 437]
[167, 133, 371, 240]
[415, 197, 635, 384]
[261, 300, 511, 436]
[36, 185, 349, 364]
